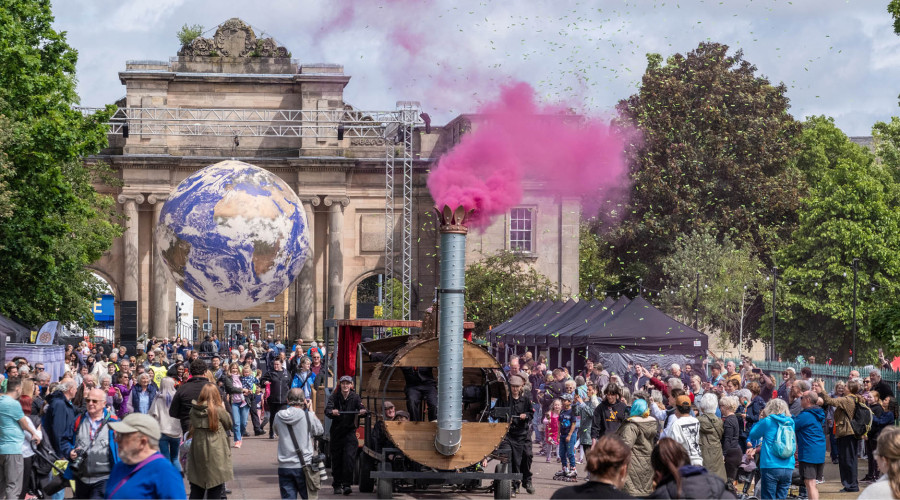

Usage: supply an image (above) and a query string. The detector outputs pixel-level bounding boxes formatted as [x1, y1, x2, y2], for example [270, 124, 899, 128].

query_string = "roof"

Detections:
[493, 295, 707, 356]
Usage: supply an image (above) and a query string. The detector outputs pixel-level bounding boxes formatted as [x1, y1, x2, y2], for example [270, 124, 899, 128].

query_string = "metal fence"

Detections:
[724, 359, 900, 394]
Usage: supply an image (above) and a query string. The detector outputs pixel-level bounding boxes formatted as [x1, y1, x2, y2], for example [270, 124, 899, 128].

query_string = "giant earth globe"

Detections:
[155, 160, 310, 310]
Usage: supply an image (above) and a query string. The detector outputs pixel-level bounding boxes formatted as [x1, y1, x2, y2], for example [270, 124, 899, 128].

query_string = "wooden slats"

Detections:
[382, 421, 509, 470]
[391, 339, 500, 368]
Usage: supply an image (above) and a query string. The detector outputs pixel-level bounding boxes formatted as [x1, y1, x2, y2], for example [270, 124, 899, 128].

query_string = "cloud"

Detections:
[49, 0, 900, 135]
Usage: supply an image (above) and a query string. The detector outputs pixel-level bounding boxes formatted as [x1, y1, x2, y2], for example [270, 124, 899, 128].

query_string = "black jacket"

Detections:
[260, 368, 291, 404]
[590, 399, 628, 440]
[722, 414, 742, 452]
[492, 393, 534, 439]
[401, 367, 436, 387]
[169, 376, 211, 433]
[325, 390, 365, 436]
[199, 340, 216, 354]
[648, 465, 736, 499]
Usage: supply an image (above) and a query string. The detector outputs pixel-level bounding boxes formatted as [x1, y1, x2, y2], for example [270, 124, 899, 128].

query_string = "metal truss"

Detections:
[81, 104, 420, 321]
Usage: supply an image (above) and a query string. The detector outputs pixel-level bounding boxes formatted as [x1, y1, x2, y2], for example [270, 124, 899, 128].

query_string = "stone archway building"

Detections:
[88, 19, 580, 344]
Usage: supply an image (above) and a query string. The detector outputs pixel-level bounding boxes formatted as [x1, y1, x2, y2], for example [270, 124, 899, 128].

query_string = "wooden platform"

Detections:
[382, 421, 510, 470]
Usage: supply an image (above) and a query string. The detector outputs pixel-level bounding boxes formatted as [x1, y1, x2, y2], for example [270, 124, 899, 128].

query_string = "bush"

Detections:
[177, 24, 203, 47]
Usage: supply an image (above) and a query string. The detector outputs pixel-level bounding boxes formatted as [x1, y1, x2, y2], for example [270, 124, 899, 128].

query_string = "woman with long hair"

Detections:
[647, 438, 735, 499]
[550, 434, 635, 499]
[748, 398, 796, 500]
[223, 362, 249, 448]
[150, 377, 183, 473]
[187, 383, 234, 499]
[860, 426, 900, 499]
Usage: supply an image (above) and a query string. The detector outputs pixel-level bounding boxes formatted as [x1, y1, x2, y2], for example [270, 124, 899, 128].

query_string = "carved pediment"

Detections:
[178, 18, 289, 58]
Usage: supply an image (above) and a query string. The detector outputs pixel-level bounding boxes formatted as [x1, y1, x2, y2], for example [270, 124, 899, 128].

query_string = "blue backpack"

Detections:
[773, 420, 796, 459]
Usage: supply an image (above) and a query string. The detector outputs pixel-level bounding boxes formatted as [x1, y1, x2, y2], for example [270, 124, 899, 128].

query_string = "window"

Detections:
[266, 321, 275, 333]
[224, 322, 242, 335]
[509, 207, 534, 252]
[202, 322, 211, 332]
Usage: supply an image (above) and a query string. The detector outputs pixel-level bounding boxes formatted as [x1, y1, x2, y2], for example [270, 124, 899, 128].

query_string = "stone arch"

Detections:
[87, 266, 120, 299]
[344, 268, 385, 306]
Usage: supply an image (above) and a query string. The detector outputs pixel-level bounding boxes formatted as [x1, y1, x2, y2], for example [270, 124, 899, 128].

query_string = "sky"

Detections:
[51, 0, 900, 136]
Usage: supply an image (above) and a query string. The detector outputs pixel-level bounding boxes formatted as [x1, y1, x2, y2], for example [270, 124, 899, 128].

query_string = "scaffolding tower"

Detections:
[84, 103, 422, 321]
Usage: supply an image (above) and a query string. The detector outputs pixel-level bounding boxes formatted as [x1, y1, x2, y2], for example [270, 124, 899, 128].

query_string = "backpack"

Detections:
[773, 420, 796, 459]
[850, 399, 873, 438]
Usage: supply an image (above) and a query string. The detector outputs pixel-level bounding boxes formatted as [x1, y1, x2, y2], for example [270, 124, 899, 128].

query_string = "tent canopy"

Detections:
[493, 295, 707, 357]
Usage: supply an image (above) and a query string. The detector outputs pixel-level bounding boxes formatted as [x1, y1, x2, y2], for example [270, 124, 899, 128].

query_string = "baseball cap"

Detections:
[508, 374, 526, 387]
[339, 375, 353, 383]
[561, 393, 574, 401]
[109, 413, 161, 440]
[675, 395, 692, 410]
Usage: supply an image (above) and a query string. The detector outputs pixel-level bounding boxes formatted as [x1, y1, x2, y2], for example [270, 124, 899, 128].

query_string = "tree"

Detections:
[465, 250, 554, 336]
[579, 220, 614, 296]
[658, 229, 764, 349]
[0, 0, 122, 327]
[764, 117, 900, 363]
[611, 42, 804, 286]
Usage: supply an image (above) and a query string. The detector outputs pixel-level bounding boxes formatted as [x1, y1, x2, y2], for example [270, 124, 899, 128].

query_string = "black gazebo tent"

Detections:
[491, 296, 707, 376]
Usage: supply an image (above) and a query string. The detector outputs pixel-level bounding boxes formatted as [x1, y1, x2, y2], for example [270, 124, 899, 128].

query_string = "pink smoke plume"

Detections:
[428, 82, 630, 228]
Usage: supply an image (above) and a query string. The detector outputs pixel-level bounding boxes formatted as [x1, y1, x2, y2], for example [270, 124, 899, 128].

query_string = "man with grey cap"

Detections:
[274, 388, 324, 499]
[492, 374, 535, 494]
[105, 413, 185, 499]
[325, 375, 366, 496]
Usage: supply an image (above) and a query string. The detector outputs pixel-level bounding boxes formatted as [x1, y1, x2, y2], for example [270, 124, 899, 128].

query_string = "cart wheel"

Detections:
[358, 454, 375, 493]
[493, 463, 511, 500]
[376, 461, 393, 500]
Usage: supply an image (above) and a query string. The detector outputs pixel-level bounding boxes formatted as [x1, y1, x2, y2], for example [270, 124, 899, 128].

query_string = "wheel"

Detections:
[493, 463, 511, 500]
[376, 461, 393, 500]
[358, 453, 375, 493]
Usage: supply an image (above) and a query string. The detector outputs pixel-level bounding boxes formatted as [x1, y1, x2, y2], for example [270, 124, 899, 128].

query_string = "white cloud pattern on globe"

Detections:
[155, 160, 310, 310]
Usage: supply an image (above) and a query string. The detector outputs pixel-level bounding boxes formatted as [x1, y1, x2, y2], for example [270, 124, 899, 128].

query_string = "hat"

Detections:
[109, 413, 161, 440]
[561, 393, 574, 401]
[508, 375, 526, 387]
[394, 410, 410, 420]
[630, 399, 649, 417]
[383, 401, 395, 409]
[675, 395, 692, 409]
[339, 375, 353, 383]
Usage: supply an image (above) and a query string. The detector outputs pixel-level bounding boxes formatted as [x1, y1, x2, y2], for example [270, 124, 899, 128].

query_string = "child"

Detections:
[544, 398, 561, 462]
[558, 394, 577, 479]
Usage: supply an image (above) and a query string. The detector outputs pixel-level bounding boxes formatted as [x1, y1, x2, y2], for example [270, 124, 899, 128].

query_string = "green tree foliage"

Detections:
[659, 229, 764, 348]
[579, 221, 614, 295]
[177, 24, 203, 47]
[611, 42, 804, 284]
[764, 117, 900, 363]
[0, 0, 122, 327]
[465, 250, 554, 336]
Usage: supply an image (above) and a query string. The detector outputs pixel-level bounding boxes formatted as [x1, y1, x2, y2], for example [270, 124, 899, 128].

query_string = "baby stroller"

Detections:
[735, 455, 759, 500]
[26, 442, 68, 499]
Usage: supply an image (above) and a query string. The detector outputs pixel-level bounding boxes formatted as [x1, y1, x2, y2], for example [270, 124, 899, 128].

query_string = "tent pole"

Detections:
[570, 349, 575, 376]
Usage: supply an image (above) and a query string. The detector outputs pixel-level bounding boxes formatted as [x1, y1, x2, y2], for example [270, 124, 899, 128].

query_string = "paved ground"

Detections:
[226, 434, 872, 499]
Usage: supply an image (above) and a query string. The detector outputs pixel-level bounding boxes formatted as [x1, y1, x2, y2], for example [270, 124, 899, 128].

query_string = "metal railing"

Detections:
[724, 359, 899, 394]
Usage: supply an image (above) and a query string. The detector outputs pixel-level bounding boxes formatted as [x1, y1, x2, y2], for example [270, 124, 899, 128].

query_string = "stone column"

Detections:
[297, 196, 320, 341]
[117, 193, 144, 350]
[117, 194, 145, 302]
[323, 196, 349, 320]
[148, 194, 170, 339]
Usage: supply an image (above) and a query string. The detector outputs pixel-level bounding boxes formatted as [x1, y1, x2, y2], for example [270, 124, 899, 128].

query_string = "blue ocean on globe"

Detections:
[156, 160, 310, 310]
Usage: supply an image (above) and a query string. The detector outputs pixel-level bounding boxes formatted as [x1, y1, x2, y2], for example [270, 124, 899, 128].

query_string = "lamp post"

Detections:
[852, 258, 859, 365]
[771, 266, 777, 362]
[694, 272, 700, 329]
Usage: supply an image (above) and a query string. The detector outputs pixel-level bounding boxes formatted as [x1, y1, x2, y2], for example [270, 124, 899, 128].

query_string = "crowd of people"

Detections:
[499, 351, 900, 499]
[0, 334, 329, 499]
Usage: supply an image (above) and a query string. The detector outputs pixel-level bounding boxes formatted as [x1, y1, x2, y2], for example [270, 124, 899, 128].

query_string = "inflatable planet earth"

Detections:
[156, 160, 310, 310]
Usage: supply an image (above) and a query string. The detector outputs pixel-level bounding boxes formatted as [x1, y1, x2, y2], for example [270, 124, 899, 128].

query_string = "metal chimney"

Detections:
[434, 205, 472, 456]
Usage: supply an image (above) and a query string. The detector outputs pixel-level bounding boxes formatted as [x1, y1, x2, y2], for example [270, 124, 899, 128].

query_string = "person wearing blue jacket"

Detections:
[748, 398, 796, 500]
[130, 373, 159, 414]
[793, 391, 826, 500]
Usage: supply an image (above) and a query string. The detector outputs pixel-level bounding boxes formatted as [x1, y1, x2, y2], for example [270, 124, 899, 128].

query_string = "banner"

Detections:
[35, 321, 58, 345]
